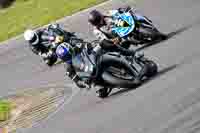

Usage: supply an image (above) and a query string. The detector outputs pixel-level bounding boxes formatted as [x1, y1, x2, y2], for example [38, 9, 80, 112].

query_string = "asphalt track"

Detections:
[1, 0, 200, 132]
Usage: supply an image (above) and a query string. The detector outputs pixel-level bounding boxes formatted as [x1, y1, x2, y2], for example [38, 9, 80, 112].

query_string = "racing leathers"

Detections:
[28, 24, 72, 59]
[61, 36, 92, 89]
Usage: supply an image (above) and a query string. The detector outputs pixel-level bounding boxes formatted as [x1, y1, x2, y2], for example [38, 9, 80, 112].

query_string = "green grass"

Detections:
[0, 0, 106, 42]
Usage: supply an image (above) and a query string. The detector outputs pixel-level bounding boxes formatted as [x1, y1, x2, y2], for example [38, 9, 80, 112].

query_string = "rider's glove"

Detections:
[40, 51, 53, 59]
[76, 80, 89, 89]
[47, 50, 53, 57]
[111, 37, 120, 45]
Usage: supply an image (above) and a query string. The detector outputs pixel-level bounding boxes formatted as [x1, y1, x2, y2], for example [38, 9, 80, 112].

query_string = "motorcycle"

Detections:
[56, 40, 158, 98]
[111, 8, 167, 46]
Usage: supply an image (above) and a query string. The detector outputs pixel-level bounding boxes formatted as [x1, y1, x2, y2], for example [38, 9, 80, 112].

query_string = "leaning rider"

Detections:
[23, 23, 73, 62]
[55, 33, 93, 89]
[88, 6, 140, 48]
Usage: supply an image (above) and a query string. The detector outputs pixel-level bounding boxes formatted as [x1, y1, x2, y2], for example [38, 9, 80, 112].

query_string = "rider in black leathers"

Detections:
[56, 35, 94, 88]
[24, 24, 73, 61]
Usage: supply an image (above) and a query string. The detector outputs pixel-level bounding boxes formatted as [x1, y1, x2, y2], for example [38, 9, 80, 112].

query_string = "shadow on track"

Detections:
[108, 64, 179, 98]
[136, 19, 200, 51]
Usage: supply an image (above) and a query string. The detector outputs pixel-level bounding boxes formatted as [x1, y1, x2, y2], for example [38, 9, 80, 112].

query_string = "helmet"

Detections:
[24, 29, 39, 45]
[88, 10, 104, 26]
[56, 43, 73, 64]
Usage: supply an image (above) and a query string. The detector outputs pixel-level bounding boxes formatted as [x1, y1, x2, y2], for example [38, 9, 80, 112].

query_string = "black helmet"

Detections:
[88, 10, 103, 26]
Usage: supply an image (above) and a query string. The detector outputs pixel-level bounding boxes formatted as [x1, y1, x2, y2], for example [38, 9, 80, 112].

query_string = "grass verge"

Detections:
[0, 0, 106, 42]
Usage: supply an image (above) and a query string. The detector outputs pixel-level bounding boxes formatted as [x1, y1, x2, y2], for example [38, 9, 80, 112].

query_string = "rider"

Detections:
[88, 6, 139, 47]
[23, 23, 72, 61]
[55, 34, 93, 89]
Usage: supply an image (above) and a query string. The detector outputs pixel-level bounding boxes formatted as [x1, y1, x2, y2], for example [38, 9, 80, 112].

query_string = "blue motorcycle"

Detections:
[111, 9, 166, 46]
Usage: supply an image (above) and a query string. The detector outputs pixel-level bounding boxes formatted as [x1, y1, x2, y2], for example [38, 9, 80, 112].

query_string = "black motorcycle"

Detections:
[59, 40, 158, 98]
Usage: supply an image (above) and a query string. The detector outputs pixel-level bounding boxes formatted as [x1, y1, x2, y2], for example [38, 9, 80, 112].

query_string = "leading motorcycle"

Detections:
[111, 8, 167, 46]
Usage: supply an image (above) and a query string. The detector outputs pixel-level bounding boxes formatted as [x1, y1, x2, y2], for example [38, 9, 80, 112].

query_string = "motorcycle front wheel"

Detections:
[44, 54, 58, 67]
[144, 60, 158, 77]
[96, 87, 112, 98]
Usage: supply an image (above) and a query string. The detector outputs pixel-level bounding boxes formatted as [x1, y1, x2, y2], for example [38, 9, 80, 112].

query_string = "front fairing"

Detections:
[72, 50, 95, 80]
[111, 12, 135, 37]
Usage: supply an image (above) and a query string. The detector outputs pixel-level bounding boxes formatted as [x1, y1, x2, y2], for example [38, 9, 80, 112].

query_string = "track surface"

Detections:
[1, 0, 200, 132]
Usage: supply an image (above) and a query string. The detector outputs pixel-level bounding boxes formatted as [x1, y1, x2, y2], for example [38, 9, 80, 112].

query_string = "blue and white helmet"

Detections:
[56, 43, 73, 64]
